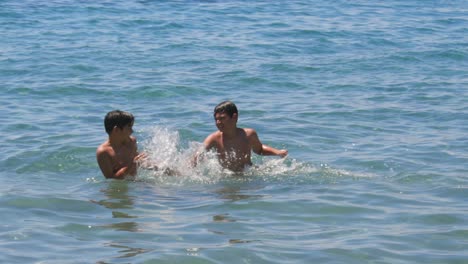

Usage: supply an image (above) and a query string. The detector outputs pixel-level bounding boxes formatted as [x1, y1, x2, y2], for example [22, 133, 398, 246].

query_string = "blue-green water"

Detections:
[1, 1, 467, 263]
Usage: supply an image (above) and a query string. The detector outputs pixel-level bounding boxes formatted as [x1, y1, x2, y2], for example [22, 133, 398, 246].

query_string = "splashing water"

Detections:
[136, 126, 321, 185]
[137, 126, 223, 184]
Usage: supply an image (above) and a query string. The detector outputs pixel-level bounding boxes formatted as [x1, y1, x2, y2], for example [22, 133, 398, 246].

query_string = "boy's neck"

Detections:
[109, 135, 128, 146]
[222, 127, 238, 139]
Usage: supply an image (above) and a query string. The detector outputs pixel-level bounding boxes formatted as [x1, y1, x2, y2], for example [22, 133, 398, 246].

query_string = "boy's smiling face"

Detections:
[214, 112, 237, 132]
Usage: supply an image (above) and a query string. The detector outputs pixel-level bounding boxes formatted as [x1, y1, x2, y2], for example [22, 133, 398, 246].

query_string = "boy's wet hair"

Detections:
[214, 101, 238, 118]
[104, 110, 134, 135]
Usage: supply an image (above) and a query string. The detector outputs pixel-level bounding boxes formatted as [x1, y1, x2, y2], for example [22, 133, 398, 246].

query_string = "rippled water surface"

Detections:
[1, 1, 467, 263]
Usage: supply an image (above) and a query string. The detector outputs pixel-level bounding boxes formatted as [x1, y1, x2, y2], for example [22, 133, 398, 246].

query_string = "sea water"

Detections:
[1, 0, 467, 263]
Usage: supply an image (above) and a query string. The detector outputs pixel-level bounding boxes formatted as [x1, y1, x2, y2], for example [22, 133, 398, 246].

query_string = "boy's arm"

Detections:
[259, 145, 288, 157]
[249, 129, 288, 157]
[135, 152, 156, 170]
[192, 134, 216, 167]
[114, 164, 136, 179]
[96, 148, 115, 179]
[96, 147, 138, 179]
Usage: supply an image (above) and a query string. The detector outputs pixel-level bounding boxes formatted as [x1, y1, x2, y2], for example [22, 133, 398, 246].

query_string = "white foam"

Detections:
[136, 126, 317, 184]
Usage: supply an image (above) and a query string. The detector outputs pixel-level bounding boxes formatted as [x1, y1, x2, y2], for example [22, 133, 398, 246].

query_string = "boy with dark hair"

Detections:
[196, 101, 288, 172]
[96, 110, 146, 179]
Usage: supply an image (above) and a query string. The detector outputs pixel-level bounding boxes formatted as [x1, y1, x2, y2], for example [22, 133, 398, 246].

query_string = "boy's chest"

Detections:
[218, 136, 250, 155]
[111, 145, 135, 164]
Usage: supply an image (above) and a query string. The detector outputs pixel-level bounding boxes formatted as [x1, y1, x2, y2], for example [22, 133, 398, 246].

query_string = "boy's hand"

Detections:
[134, 152, 148, 164]
[278, 149, 288, 158]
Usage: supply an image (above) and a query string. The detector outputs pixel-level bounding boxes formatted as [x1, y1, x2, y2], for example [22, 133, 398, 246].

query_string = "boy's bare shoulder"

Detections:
[96, 141, 112, 156]
[204, 131, 222, 148]
[243, 128, 258, 136]
[207, 131, 222, 140]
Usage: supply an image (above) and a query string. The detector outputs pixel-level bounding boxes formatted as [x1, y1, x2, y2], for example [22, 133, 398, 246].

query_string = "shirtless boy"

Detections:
[196, 101, 288, 172]
[96, 110, 146, 179]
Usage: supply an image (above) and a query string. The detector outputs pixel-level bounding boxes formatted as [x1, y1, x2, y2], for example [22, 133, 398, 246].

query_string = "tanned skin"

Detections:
[195, 102, 287, 172]
[96, 120, 146, 179]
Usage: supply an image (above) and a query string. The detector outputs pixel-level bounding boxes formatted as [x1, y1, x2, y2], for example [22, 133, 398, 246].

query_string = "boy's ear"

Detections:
[233, 113, 238, 121]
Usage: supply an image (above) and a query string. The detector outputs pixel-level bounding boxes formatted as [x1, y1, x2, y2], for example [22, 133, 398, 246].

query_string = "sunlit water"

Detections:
[1, 0, 467, 263]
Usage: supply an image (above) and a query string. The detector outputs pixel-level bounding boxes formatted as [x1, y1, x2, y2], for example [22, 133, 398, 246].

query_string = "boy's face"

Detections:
[122, 123, 134, 136]
[214, 112, 237, 132]
[114, 122, 133, 137]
